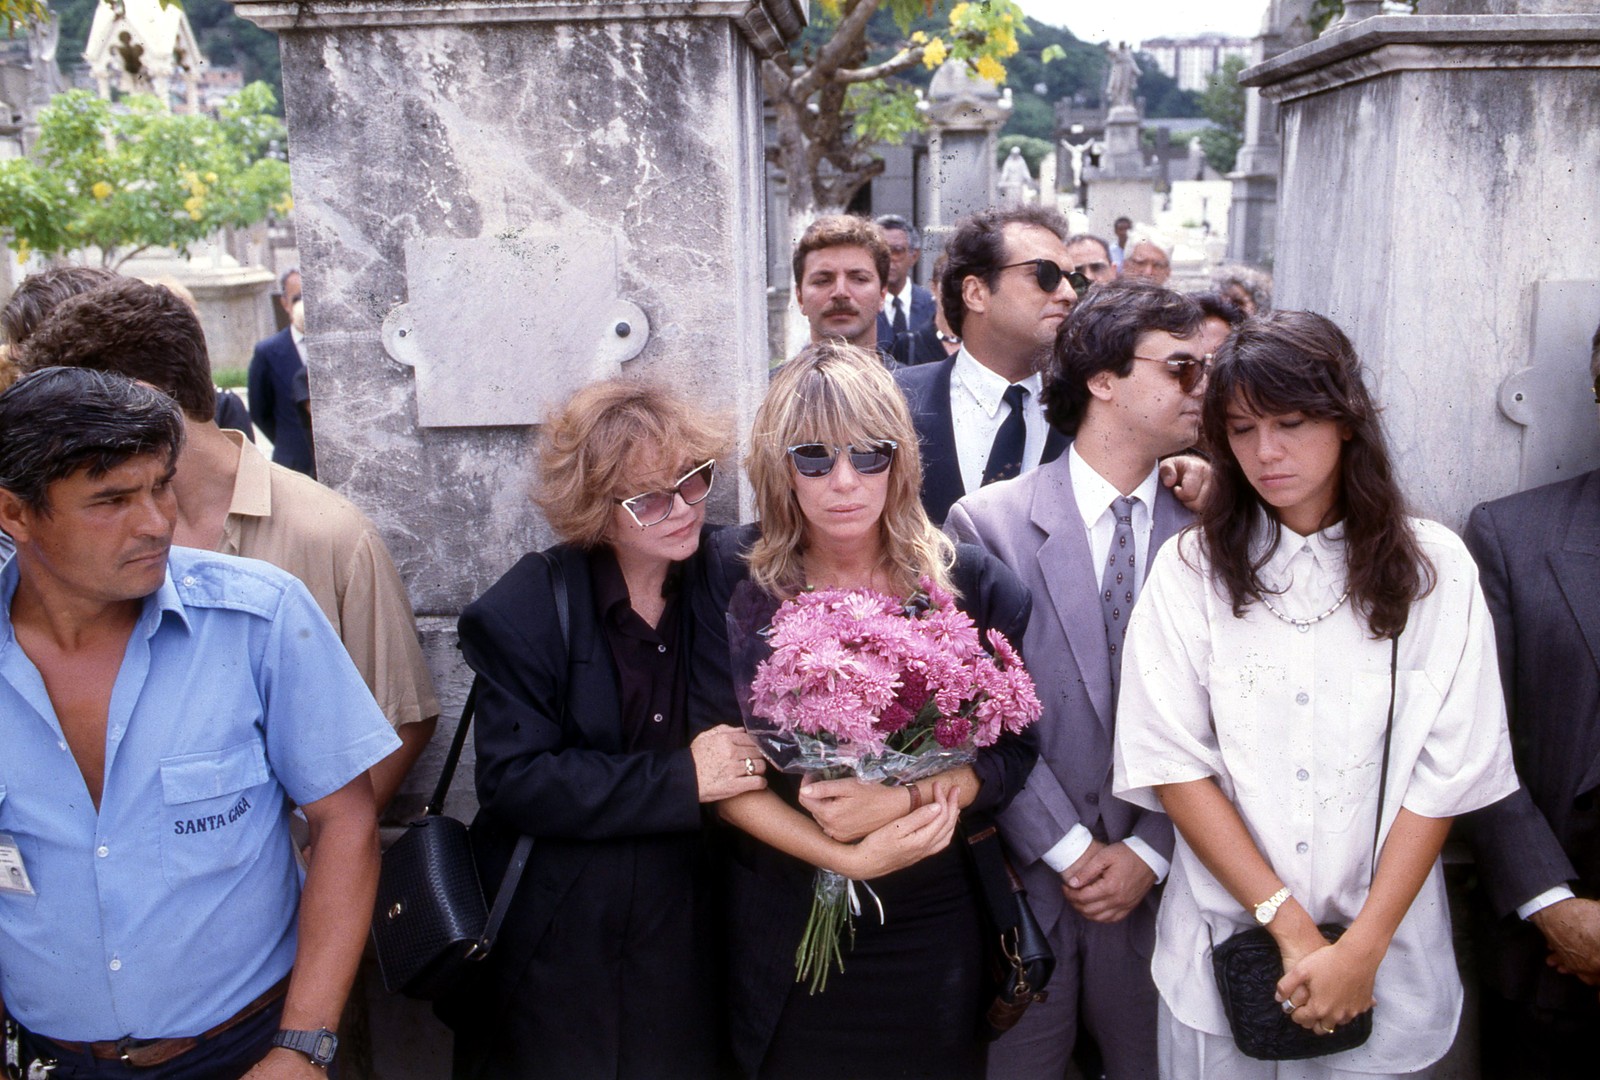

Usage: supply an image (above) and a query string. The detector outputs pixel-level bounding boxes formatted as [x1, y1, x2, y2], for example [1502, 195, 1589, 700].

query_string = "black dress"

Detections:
[689, 524, 1037, 1079]
[444, 538, 725, 1080]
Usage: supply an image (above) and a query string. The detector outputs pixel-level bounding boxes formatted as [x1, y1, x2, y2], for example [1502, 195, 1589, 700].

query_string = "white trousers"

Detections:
[1156, 998, 1429, 1080]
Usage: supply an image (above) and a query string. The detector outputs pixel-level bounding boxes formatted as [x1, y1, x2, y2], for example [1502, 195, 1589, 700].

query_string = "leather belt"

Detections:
[39, 975, 289, 1068]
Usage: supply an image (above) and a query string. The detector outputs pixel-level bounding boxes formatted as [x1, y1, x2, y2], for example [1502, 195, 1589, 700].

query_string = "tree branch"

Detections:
[795, 0, 882, 100]
[834, 46, 924, 87]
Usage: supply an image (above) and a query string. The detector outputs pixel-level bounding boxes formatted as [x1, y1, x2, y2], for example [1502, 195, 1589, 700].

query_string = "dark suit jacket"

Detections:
[446, 539, 716, 1066]
[876, 283, 935, 346]
[895, 357, 1067, 526]
[891, 323, 951, 368]
[247, 328, 315, 477]
[688, 523, 1038, 1073]
[946, 452, 1186, 946]
[1460, 469, 1600, 1013]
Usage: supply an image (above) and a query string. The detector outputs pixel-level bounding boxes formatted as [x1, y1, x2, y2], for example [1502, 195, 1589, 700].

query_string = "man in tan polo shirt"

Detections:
[19, 277, 438, 810]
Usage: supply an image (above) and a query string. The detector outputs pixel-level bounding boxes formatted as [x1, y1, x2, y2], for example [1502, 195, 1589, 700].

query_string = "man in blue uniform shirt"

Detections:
[0, 368, 399, 1078]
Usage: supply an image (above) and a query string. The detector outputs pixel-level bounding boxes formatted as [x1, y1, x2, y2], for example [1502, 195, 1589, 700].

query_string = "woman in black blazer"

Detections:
[689, 342, 1038, 1079]
[445, 381, 766, 1080]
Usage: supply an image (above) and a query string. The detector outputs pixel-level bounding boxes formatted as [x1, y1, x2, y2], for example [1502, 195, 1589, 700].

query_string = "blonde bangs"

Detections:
[746, 342, 955, 598]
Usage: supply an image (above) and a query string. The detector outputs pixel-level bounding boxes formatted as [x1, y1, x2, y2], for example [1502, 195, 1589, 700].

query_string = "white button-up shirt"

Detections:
[949, 347, 1047, 496]
[1114, 517, 1517, 1073]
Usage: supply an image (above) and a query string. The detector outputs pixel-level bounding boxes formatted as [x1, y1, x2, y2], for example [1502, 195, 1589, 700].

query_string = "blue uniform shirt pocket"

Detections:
[158, 741, 274, 888]
[0, 786, 39, 910]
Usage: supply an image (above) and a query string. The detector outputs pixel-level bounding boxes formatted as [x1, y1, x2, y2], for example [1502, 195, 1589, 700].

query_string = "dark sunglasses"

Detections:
[616, 460, 715, 528]
[1132, 354, 1209, 395]
[786, 441, 898, 479]
[999, 259, 1090, 299]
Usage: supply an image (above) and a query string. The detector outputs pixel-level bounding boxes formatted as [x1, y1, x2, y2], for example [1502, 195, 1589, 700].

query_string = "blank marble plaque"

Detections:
[1498, 279, 1600, 489]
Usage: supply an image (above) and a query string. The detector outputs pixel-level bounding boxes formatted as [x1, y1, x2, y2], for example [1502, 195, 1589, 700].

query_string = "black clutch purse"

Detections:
[1210, 635, 1397, 1060]
[963, 819, 1055, 1041]
[1211, 924, 1372, 1060]
[370, 552, 567, 1000]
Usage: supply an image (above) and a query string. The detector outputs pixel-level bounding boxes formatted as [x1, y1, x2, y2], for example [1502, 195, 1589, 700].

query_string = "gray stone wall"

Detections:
[1247, 14, 1600, 528]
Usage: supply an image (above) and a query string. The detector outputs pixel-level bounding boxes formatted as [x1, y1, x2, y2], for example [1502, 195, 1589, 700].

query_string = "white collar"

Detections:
[1257, 516, 1348, 586]
[1068, 444, 1160, 530]
[952, 347, 1042, 419]
[883, 278, 914, 314]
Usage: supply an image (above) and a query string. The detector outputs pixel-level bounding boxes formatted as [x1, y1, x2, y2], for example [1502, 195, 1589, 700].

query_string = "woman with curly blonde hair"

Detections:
[691, 340, 1039, 1078]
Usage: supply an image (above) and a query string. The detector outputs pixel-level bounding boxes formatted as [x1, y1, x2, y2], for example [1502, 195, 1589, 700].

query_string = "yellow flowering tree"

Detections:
[0, 83, 292, 267]
[766, 0, 1061, 229]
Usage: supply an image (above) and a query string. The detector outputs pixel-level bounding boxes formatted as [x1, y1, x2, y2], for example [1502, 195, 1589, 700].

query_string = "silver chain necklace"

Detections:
[1259, 589, 1351, 633]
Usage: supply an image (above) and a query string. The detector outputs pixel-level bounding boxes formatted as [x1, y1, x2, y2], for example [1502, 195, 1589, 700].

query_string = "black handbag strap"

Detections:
[961, 818, 1026, 927]
[1368, 634, 1400, 885]
[424, 680, 478, 817]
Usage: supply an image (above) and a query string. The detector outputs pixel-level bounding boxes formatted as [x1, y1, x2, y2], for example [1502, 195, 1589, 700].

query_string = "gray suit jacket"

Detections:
[946, 451, 1187, 940]
[1460, 468, 1600, 1011]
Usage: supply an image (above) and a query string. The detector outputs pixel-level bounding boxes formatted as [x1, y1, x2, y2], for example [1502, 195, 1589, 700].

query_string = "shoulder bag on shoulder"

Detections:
[1210, 634, 1399, 1060]
[370, 553, 568, 999]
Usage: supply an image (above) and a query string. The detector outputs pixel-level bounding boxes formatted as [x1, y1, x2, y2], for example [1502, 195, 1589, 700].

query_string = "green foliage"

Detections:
[846, 80, 922, 146]
[996, 135, 1051, 177]
[0, 0, 48, 32]
[1196, 55, 1247, 173]
[0, 84, 292, 265]
[1002, 92, 1054, 142]
[1311, 0, 1420, 36]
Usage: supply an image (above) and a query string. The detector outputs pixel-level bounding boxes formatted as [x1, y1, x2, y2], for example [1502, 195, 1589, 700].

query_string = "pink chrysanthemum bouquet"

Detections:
[736, 578, 1041, 992]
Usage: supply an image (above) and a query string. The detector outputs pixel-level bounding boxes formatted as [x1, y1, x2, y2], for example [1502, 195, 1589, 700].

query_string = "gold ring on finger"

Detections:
[744, 757, 755, 776]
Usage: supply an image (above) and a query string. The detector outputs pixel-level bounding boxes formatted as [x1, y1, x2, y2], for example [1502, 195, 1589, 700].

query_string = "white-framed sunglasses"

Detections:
[615, 460, 716, 528]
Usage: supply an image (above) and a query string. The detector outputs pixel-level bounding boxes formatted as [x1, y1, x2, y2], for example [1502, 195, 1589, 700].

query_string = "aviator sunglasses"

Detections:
[998, 258, 1091, 299]
[786, 441, 898, 479]
[1132, 354, 1210, 395]
[615, 459, 716, 527]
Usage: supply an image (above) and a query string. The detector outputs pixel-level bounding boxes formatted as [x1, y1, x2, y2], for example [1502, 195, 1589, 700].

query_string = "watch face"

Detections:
[312, 1031, 338, 1064]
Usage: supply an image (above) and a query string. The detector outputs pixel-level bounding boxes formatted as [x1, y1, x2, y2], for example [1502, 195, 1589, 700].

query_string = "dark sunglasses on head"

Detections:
[1132, 354, 1209, 395]
[999, 258, 1090, 299]
[616, 459, 715, 528]
[786, 441, 898, 479]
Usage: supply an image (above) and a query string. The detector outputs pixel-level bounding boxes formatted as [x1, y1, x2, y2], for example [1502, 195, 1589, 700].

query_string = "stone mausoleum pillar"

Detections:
[1241, 3, 1600, 528]
[229, 0, 806, 795]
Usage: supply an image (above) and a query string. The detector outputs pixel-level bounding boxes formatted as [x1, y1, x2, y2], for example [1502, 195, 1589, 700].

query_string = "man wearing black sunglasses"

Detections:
[895, 205, 1076, 525]
[946, 281, 1210, 1080]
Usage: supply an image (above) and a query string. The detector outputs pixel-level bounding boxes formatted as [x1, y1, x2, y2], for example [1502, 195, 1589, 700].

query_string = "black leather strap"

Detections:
[1369, 634, 1400, 885]
[424, 680, 478, 817]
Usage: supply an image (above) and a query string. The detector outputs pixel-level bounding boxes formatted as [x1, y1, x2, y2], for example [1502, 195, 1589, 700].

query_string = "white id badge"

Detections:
[0, 833, 36, 896]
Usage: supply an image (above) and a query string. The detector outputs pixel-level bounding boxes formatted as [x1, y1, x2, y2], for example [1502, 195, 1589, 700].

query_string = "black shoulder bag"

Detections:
[964, 818, 1056, 1041]
[1210, 634, 1399, 1060]
[370, 552, 568, 999]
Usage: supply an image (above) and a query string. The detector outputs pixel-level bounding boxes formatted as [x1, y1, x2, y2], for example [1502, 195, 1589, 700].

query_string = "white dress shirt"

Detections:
[882, 279, 915, 326]
[1039, 447, 1169, 881]
[1113, 518, 1518, 1073]
[949, 347, 1047, 496]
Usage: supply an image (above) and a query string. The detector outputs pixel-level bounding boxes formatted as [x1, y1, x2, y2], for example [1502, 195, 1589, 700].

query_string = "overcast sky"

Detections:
[1016, 0, 1270, 47]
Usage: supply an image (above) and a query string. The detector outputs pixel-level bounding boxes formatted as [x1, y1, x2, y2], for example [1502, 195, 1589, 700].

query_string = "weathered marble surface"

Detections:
[251, 16, 778, 616]
[1244, 14, 1600, 528]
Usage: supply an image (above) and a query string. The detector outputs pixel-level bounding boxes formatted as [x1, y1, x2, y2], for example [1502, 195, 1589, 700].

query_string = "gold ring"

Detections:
[744, 757, 755, 776]
[1317, 1024, 1334, 1036]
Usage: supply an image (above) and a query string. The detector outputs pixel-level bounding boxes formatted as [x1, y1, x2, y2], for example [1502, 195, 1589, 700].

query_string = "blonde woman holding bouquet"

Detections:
[690, 341, 1040, 1079]
[1113, 313, 1518, 1078]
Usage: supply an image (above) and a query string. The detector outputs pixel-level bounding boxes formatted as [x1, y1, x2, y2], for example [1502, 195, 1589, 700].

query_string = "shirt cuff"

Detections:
[1519, 885, 1577, 921]
[1123, 836, 1170, 884]
[1042, 825, 1095, 874]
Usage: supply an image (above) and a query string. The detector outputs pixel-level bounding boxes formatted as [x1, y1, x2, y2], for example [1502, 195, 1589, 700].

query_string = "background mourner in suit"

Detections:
[874, 213, 936, 346]
[792, 214, 897, 367]
[248, 267, 317, 478]
[947, 282, 1211, 1080]
[894, 205, 1078, 525]
[1459, 319, 1600, 1080]
[891, 255, 963, 369]
[1065, 233, 1119, 288]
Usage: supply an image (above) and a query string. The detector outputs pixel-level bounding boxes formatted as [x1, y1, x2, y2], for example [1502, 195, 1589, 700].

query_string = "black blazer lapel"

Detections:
[552, 547, 626, 753]
[904, 358, 964, 524]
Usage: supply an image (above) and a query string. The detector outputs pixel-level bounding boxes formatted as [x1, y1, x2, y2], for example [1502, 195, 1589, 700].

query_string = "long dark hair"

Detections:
[1196, 311, 1432, 639]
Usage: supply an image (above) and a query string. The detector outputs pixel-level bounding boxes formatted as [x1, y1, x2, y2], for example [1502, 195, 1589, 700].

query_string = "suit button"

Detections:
[1086, 792, 1099, 805]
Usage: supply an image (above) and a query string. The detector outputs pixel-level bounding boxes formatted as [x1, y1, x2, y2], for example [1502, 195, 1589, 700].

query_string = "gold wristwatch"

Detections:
[1253, 886, 1291, 926]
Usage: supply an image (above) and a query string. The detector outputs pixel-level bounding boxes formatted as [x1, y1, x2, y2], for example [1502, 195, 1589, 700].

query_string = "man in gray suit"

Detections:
[947, 281, 1210, 1079]
[1459, 320, 1600, 1080]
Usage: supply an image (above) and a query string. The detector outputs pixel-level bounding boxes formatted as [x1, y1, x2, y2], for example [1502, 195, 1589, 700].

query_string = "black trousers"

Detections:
[10, 1002, 283, 1080]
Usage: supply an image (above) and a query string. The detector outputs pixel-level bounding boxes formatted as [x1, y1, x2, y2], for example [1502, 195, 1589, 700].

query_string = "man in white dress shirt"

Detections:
[894, 205, 1076, 525]
[946, 281, 1209, 1079]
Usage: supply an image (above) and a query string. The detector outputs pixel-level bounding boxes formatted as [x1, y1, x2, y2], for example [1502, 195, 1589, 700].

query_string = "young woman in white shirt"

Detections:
[1113, 310, 1518, 1078]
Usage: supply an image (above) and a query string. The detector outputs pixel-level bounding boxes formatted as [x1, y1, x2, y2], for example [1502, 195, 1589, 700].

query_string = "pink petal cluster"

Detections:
[748, 577, 1042, 757]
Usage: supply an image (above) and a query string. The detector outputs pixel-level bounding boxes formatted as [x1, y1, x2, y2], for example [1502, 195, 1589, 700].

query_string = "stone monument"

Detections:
[84, 0, 204, 112]
[997, 145, 1032, 208]
[1226, 0, 1315, 268]
[1083, 42, 1156, 238]
[1241, 3, 1600, 529]
[227, 3, 804, 1073]
[922, 59, 1011, 228]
